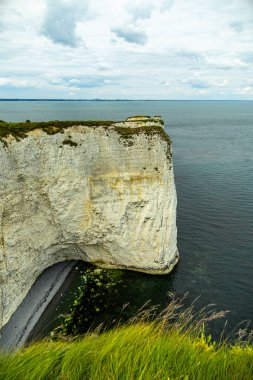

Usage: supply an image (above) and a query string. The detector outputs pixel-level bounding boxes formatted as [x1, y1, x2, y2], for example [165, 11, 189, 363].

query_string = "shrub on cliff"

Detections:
[54, 267, 126, 336]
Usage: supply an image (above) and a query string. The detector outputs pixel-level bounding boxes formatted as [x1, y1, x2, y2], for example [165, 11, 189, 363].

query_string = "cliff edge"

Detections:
[0, 116, 178, 329]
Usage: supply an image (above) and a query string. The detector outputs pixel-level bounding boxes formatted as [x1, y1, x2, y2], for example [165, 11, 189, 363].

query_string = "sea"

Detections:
[1, 100, 252, 339]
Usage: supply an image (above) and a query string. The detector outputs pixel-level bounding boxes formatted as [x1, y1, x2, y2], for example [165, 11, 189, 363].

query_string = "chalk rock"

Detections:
[0, 116, 178, 328]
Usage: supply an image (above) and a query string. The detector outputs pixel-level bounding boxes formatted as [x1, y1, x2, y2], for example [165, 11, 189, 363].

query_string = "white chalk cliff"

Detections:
[0, 116, 178, 329]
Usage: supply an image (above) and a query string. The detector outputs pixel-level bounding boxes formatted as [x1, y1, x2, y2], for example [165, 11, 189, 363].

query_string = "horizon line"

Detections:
[0, 98, 252, 102]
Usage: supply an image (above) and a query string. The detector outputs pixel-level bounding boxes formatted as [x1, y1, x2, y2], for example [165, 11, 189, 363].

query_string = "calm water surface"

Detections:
[1, 100, 252, 337]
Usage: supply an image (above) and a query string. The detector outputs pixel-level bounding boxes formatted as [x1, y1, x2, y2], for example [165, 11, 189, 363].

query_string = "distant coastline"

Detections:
[0, 99, 252, 102]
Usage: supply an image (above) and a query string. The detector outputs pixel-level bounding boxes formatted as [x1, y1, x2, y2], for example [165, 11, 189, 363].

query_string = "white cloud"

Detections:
[205, 57, 250, 70]
[0, 0, 252, 99]
[0, 77, 41, 88]
[235, 86, 253, 95]
[125, 0, 174, 21]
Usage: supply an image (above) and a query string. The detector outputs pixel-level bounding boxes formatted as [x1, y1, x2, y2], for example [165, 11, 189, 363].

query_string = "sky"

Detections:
[0, 0, 252, 100]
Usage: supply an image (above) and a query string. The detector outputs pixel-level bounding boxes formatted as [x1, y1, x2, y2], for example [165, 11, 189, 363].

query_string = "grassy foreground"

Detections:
[0, 301, 252, 380]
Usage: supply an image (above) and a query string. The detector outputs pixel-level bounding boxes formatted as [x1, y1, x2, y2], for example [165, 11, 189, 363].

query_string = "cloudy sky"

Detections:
[0, 0, 252, 99]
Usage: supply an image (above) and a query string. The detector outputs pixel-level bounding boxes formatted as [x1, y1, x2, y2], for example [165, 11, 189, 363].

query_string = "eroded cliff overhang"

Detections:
[0, 116, 178, 329]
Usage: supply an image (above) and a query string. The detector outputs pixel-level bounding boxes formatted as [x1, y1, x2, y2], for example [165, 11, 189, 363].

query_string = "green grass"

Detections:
[0, 119, 172, 162]
[0, 120, 115, 139]
[0, 300, 252, 380]
[0, 118, 165, 140]
[0, 119, 170, 153]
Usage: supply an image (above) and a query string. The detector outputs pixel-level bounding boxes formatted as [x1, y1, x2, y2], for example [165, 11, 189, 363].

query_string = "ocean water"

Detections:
[1, 100, 252, 337]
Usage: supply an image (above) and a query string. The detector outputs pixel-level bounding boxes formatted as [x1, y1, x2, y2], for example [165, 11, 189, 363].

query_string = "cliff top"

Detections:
[0, 116, 164, 137]
[0, 116, 170, 149]
[0, 119, 114, 139]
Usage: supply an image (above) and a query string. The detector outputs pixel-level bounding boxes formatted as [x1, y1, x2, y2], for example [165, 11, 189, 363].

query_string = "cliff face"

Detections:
[0, 116, 178, 329]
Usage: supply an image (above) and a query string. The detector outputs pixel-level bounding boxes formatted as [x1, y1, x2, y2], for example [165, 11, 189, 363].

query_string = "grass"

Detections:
[126, 116, 164, 125]
[0, 298, 252, 380]
[0, 120, 115, 139]
[0, 118, 165, 140]
[0, 119, 172, 161]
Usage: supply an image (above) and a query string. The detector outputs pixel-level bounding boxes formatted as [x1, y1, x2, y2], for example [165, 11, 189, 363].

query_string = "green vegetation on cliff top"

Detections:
[0, 120, 114, 139]
[0, 119, 171, 153]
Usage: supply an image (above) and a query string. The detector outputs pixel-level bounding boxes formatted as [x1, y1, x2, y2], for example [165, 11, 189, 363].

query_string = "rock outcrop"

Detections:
[0, 116, 178, 329]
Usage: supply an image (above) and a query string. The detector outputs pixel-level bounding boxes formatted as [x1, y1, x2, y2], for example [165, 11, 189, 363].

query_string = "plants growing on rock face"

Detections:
[0, 119, 172, 163]
[54, 267, 126, 337]
[114, 125, 172, 162]
[62, 139, 78, 147]
[0, 119, 169, 146]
